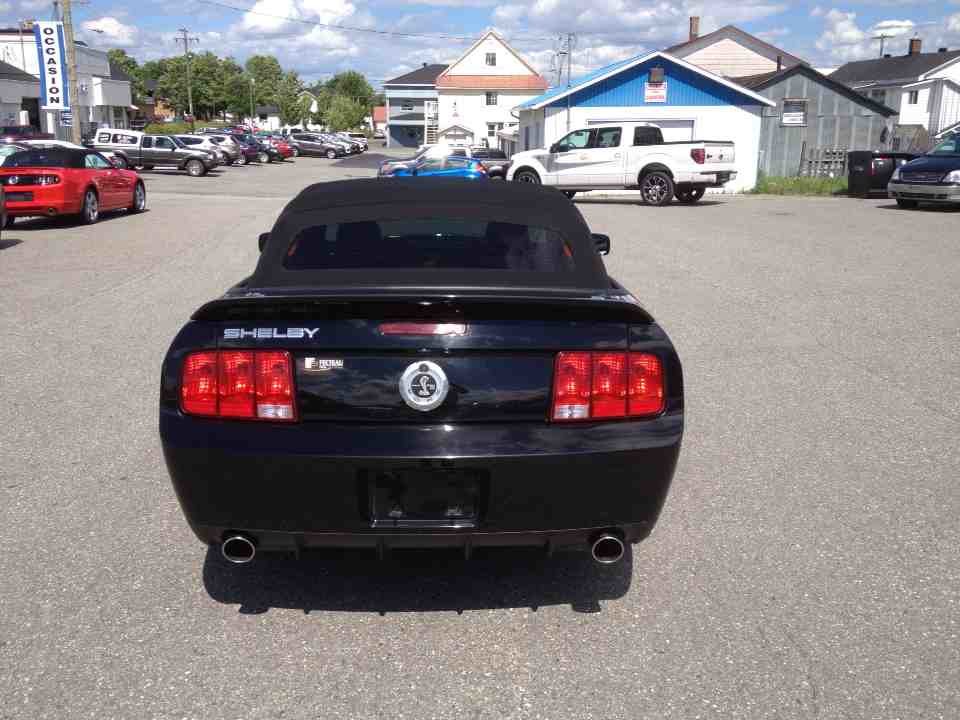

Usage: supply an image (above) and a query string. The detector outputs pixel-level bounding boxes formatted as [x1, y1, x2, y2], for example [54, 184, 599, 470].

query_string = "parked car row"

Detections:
[82, 127, 368, 178]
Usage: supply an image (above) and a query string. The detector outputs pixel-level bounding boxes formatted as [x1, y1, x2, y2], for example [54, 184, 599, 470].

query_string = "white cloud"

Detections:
[949, 13, 960, 33]
[80, 16, 139, 47]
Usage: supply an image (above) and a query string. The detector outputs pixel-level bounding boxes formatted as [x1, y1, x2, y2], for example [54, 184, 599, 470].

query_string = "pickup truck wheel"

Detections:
[563, 191, 577, 199]
[79, 189, 99, 224]
[895, 199, 918, 209]
[675, 187, 705, 204]
[186, 159, 205, 177]
[640, 171, 674, 206]
[326, 149, 337, 159]
[514, 169, 540, 184]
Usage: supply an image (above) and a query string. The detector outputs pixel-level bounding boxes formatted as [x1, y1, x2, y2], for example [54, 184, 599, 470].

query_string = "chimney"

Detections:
[908, 37, 922, 56]
[776, 55, 783, 71]
[423, 62, 428, 68]
[689, 16, 700, 42]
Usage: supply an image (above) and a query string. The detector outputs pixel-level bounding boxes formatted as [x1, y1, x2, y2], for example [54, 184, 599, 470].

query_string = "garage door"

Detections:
[642, 120, 694, 142]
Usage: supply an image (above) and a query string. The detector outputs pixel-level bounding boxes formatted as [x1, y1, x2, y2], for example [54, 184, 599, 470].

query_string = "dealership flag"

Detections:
[34, 21, 70, 111]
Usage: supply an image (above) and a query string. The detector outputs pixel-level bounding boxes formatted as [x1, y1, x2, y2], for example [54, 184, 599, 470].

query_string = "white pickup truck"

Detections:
[506, 123, 736, 206]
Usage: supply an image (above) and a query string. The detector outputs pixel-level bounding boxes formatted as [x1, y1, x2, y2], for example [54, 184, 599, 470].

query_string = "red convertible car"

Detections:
[0, 144, 146, 225]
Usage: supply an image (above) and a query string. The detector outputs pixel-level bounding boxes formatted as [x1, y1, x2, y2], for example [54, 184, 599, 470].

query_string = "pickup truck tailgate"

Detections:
[704, 142, 735, 164]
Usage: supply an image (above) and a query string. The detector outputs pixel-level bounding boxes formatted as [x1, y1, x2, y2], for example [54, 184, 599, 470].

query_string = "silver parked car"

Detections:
[175, 135, 230, 166]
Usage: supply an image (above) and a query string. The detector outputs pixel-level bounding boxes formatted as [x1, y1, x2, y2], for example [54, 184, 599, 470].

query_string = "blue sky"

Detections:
[3, 0, 960, 86]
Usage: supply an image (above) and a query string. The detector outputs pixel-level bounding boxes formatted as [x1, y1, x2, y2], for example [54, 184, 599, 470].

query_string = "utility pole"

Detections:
[60, 0, 81, 143]
[249, 77, 255, 128]
[175, 28, 198, 128]
[873, 33, 893, 57]
[565, 33, 575, 87]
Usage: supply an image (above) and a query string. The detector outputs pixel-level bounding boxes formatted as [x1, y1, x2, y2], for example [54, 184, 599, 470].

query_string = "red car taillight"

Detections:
[690, 148, 705, 164]
[181, 350, 296, 421]
[551, 352, 663, 421]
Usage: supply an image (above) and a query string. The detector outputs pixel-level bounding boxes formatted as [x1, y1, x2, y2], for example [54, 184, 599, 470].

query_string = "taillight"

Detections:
[690, 148, 705, 164]
[379, 322, 467, 336]
[181, 350, 296, 421]
[551, 352, 663, 421]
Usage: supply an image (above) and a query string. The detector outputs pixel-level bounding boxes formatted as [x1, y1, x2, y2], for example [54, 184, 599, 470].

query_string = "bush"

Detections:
[142, 121, 193, 135]
[751, 175, 848, 196]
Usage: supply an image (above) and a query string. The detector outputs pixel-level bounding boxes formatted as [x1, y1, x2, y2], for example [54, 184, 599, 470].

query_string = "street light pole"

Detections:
[249, 77, 255, 128]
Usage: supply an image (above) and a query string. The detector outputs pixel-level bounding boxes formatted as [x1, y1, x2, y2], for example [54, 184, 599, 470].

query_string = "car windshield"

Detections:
[283, 219, 576, 272]
[928, 136, 959, 155]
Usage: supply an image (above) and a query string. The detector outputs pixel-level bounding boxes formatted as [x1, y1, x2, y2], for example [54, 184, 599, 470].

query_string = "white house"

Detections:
[382, 63, 447, 148]
[514, 50, 775, 192]
[831, 39, 960, 145]
[0, 59, 40, 127]
[0, 26, 132, 138]
[435, 31, 547, 148]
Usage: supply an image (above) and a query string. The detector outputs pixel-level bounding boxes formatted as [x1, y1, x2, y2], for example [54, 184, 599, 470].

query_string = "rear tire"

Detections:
[79, 189, 99, 224]
[895, 199, 918, 209]
[675, 186, 705, 204]
[514, 169, 540, 184]
[640, 171, 674, 206]
[326, 149, 337, 160]
[186, 159, 205, 177]
[258, 151, 269, 164]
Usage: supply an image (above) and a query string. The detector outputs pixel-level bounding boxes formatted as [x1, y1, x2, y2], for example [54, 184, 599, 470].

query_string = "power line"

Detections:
[196, 0, 553, 43]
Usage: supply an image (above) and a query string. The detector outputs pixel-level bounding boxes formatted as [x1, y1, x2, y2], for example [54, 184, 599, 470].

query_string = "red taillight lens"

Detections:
[255, 351, 296, 420]
[379, 322, 467, 336]
[551, 352, 664, 421]
[552, 351, 591, 420]
[690, 148, 705, 164]
[218, 350, 255, 418]
[628, 353, 665, 417]
[180, 350, 295, 421]
[591, 352, 627, 418]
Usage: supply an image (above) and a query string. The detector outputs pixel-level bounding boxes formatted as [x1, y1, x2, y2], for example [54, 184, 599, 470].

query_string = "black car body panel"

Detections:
[159, 179, 683, 557]
[888, 136, 960, 205]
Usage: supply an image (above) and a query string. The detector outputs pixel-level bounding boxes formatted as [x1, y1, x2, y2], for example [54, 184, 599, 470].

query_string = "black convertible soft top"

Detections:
[249, 178, 609, 293]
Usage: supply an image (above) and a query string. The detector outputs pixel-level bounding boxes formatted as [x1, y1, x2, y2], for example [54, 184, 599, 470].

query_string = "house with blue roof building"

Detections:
[514, 50, 775, 192]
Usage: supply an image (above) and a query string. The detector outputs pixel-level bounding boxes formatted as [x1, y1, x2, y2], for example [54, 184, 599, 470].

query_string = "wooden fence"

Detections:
[798, 145, 848, 177]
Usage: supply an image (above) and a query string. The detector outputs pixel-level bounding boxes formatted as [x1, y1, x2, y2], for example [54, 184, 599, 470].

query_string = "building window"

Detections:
[485, 92, 498, 106]
[907, 90, 919, 105]
[485, 53, 496, 66]
[781, 99, 808, 127]
[487, 122, 503, 138]
[401, 101, 413, 111]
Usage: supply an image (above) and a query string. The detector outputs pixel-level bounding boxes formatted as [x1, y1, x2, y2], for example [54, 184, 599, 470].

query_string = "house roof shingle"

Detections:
[0, 59, 38, 83]
[108, 60, 132, 83]
[729, 64, 898, 116]
[830, 50, 960, 84]
[383, 64, 448, 86]
[436, 74, 548, 90]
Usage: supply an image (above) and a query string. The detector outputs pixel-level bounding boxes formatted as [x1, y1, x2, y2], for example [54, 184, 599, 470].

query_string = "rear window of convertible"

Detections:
[283, 220, 576, 272]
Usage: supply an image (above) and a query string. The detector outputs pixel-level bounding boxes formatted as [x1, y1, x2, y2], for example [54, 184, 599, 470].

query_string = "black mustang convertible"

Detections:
[159, 179, 684, 566]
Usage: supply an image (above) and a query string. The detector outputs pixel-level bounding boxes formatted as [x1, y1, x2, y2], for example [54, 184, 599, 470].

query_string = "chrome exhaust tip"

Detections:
[221, 534, 256, 564]
[590, 533, 625, 565]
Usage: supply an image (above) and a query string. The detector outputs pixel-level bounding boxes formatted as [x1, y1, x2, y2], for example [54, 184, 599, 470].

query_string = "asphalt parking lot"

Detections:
[1, 154, 958, 719]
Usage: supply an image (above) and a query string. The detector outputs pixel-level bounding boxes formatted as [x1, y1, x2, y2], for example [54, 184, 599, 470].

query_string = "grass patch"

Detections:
[751, 176, 848, 196]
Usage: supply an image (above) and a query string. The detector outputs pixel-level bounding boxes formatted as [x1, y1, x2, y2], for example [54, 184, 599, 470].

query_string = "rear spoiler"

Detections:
[191, 290, 654, 324]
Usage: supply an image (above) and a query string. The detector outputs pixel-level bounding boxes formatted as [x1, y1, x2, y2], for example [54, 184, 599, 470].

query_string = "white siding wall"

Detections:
[682, 38, 777, 77]
[523, 104, 763, 192]
[928, 58, 960, 83]
[445, 35, 533, 76]
[938, 82, 960, 131]
[899, 86, 932, 127]
[438, 89, 536, 144]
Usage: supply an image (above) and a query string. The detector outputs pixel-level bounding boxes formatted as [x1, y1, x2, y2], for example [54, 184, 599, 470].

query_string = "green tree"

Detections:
[325, 71, 374, 111]
[326, 95, 366, 131]
[276, 70, 304, 126]
[245, 55, 284, 106]
[156, 55, 191, 114]
[218, 58, 250, 120]
[107, 48, 145, 104]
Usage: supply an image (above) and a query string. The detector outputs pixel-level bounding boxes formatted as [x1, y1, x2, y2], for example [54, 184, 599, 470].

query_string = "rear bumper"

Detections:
[160, 411, 682, 550]
[680, 170, 737, 187]
[888, 182, 960, 203]
[4, 190, 78, 217]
